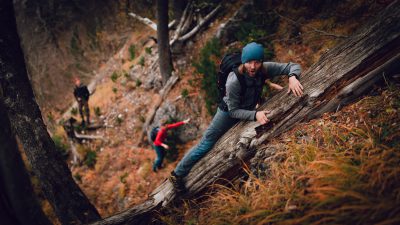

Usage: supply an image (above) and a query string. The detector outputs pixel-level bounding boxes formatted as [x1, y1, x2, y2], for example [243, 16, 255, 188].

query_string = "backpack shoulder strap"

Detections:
[233, 67, 246, 96]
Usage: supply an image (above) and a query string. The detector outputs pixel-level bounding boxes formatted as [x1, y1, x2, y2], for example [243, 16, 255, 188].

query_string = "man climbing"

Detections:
[169, 42, 304, 192]
[152, 118, 191, 172]
[73, 78, 91, 126]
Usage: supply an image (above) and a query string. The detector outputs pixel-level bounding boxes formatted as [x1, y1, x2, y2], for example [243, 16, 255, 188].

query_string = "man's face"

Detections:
[75, 79, 81, 86]
[244, 60, 262, 76]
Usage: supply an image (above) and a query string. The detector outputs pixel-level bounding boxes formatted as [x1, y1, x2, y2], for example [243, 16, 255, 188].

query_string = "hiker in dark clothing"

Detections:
[169, 42, 304, 192]
[73, 78, 90, 126]
[152, 118, 190, 172]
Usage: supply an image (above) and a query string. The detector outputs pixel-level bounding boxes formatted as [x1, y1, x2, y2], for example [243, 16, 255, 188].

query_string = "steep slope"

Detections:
[14, 0, 155, 115]
[42, 0, 394, 223]
[163, 86, 400, 224]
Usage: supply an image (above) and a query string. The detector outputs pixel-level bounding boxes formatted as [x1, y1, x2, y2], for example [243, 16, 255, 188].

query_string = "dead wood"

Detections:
[88, 1, 400, 224]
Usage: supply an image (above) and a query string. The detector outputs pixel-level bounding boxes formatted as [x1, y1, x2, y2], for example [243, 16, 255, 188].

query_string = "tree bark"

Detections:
[87, 1, 400, 224]
[0, 1, 101, 224]
[156, 0, 173, 85]
[0, 102, 51, 225]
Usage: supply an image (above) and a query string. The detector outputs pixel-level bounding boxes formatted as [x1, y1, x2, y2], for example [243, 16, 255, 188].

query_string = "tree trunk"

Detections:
[156, 0, 173, 85]
[87, 1, 400, 224]
[0, 102, 52, 225]
[0, 1, 101, 224]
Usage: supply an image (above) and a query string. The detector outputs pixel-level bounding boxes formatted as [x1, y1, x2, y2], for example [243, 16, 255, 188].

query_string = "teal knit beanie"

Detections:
[241, 42, 264, 64]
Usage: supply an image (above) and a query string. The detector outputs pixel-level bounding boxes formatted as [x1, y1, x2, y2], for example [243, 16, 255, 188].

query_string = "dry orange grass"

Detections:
[163, 87, 400, 224]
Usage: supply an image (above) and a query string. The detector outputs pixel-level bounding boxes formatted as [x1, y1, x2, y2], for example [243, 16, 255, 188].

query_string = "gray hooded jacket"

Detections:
[223, 62, 301, 120]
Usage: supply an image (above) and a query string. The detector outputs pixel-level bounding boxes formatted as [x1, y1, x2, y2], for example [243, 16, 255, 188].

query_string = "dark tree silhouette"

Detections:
[156, 0, 173, 85]
[0, 0, 101, 224]
[0, 102, 52, 225]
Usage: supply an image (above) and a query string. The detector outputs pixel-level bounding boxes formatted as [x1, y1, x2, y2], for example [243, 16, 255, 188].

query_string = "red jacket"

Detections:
[153, 121, 185, 146]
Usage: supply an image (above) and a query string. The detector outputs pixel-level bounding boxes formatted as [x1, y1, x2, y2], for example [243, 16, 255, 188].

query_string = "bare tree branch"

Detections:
[128, 12, 176, 31]
[178, 5, 221, 42]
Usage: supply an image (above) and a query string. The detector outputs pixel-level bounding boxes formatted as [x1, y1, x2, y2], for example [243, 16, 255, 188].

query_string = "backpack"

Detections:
[150, 126, 160, 142]
[217, 52, 245, 103]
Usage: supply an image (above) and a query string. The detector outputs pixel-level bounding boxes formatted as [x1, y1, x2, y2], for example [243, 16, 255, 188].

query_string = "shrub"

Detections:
[129, 44, 136, 60]
[52, 135, 68, 158]
[136, 78, 142, 87]
[119, 172, 128, 184]
[234, 9, 277, 60]
[74, 173, 82, 183]
[193, 37, 222, 115]
[112, 87, 118, 93]
[181, 88, 189, 98]
[111, 71, 120, 82]
[71, 107, 78, 116]
[138, 56, 145, 67]
[123, 70, 130, 78]
[94, 106, 101, 117]
[84, 150, 97, 168]
[145, 47, 152, 54]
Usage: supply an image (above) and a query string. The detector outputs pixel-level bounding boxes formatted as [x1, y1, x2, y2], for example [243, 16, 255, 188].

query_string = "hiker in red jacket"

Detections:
[152, 118, 191, 172]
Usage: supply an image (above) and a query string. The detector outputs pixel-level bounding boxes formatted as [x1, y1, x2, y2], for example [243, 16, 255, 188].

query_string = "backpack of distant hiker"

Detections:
[150, 126, 160, 142]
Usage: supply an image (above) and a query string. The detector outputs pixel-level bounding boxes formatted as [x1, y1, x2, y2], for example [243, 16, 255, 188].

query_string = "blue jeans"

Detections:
[153, 145, 165, 171]
[174, 108, 239, 177]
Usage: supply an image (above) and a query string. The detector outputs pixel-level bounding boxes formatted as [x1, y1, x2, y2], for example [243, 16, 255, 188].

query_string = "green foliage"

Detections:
[112, 87, 118, 93]
[74, 173, 82, 183]
[119, 172, 129, 184]
[123, 70, 130, 78]
[145, 47, 152, 55]
[192, 37, 222, 115]
[188, 79, 194, 87]
[52, 135, 68, 158]
[47, 113, 55, 123]
[129, 44, 136, 60]
[235, 10, 277, 60]
[163, 117, 181, 162]
[111, 71, 120, 82]
[181, 88, 189, 98]
[136, 78, 142, 87]
[84, 150, 97, 168]
[138, 56, 145, 67]
[94, 106, 101, 117]
[71, 107, 78, 116]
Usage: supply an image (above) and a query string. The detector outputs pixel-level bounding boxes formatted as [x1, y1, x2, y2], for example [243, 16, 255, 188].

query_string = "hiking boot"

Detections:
[169, 171, 186, 193]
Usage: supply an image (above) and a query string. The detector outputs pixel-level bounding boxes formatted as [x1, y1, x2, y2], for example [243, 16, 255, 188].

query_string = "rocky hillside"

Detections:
[14, 0, 155, 114]
[23, 0, 396, 223]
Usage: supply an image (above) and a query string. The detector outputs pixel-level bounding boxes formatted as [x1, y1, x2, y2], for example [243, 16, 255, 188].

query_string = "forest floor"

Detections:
[44, 0, 394, 222]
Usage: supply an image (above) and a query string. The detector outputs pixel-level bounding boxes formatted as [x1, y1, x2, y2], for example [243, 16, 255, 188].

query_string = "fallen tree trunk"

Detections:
[89, 1, 400, 224]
